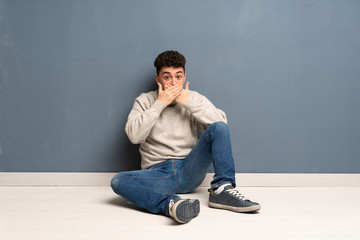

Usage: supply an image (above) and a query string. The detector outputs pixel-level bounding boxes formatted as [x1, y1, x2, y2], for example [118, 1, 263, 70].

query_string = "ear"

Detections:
[155, 75, 159, 86]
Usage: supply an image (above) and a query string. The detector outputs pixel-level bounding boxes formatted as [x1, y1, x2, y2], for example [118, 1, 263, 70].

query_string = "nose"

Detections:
[170, 78, 176, 85]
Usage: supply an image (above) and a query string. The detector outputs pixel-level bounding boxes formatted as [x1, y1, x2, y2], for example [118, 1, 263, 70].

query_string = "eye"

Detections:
[176, 76, 182, 79]
[164, 76, 170, 80]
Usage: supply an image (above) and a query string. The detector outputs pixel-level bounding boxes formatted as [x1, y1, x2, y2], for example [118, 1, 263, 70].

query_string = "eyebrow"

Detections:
[162, 71, 184, 75]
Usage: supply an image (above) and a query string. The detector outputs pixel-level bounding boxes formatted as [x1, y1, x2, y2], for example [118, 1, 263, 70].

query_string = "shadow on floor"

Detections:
[106, 196, 149, 214]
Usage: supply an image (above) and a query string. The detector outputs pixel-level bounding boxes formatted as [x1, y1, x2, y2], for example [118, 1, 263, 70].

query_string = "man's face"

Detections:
[155, 67, 186, 90]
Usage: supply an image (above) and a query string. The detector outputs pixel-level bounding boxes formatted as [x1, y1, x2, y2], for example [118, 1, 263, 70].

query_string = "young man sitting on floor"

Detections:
[111, 50, 261, 223]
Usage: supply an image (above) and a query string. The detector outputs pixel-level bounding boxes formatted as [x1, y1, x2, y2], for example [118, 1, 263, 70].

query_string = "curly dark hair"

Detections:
[154, 50, 186, 75]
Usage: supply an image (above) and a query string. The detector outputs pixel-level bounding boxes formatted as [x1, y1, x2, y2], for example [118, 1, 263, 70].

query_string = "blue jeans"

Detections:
[111, 122, 235, 216]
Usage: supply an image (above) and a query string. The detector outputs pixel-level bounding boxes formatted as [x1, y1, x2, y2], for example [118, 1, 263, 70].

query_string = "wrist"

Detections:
[155, 99, 168, 109]
[176, 97, 188, 106]
[158, 97, 170, 106]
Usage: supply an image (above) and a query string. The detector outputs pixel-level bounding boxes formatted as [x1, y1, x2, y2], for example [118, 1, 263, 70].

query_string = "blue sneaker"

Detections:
[169, 199, 200, 223]
[209, 185, 261, 212]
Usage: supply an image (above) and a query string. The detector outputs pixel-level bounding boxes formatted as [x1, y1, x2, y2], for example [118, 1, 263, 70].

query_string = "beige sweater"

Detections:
[125, 90, 227, 169]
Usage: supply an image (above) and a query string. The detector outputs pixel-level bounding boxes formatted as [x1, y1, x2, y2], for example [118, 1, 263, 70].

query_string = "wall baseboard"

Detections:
[1, 172, 359, 187]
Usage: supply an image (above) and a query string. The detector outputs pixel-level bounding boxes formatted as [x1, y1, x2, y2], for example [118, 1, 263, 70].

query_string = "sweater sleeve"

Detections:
[125, 96, 166, 144]
[183, 91, 227, 131]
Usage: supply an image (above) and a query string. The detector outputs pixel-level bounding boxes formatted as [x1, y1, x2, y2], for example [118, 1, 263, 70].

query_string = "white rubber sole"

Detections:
[209, 202, 261, 213]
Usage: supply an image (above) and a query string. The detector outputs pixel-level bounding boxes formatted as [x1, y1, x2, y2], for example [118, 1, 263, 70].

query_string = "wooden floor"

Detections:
[1, 186, 359, 240]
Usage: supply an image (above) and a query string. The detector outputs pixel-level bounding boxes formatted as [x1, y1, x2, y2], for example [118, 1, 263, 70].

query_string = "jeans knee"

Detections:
[110, 172, 128, 193]
[209, 121, 228, 133]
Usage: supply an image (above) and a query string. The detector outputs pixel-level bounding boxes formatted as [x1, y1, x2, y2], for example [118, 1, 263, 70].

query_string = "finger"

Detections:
[185, 82, 190, 90]
[168, 85, 181, 93]
[173, 90, 182, 98]
[174, 85, 183, 93]
[171, 86, 182, 95]
[157, 82, 163, 92]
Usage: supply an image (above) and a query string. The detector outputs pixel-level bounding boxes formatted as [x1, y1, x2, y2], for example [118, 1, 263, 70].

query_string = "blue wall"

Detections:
[1, 0, 359, 173]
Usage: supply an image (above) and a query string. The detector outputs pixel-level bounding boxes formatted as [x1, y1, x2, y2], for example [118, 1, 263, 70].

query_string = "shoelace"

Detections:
[226, 189, 249, 201]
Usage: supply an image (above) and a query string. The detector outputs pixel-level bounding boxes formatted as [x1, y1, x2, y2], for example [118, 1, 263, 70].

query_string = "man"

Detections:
[111, 50, 260, 224]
